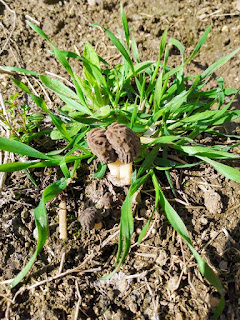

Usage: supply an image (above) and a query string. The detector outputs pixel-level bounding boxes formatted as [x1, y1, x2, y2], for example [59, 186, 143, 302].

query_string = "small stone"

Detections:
[156, 250, 168, 267]
[200, 217, 208, 225]
[33, 227, 38, 240]
[129, 300, 138, 313]
[221, 25, 229, 33]
[118, 278, 128, 294]
[219, 260, 228, 270]
[167, 275, 179, 292]
[203, 190, 222, 214]
[236, 0, 240, 11]
[136, 228, 142, 234]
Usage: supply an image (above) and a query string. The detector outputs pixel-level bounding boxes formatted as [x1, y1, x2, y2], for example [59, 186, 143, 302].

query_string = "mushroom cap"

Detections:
[87, 128, 117, 164]
[105, 122, 141, 164]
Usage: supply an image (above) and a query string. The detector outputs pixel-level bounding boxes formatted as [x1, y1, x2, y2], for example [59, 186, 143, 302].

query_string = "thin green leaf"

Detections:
[39, 75, 78, 100]
[9, 178, 68, 288]
[198, 156, 240, 182]
[121, 4, 130, 47]
[0, 137, 52, 160]
[169, 38, 185, 63]
[93, 163, 107, 179]
[185, 26, 211, 64]
[27, 21, 50, 41]
[92, 23, 134, 74]
[201, 47, 240, 80]
[0, 66, 39, 76]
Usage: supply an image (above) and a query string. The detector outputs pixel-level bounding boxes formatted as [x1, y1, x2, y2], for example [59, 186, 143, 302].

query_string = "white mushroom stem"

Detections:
[107, 159, 132, 185]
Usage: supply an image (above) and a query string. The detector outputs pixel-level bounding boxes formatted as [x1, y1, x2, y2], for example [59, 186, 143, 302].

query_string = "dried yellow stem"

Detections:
[59, 199, 67, 240]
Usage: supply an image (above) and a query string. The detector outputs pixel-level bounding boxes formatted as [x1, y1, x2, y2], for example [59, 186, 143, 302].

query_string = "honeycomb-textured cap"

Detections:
[105, 122, 141, 164]
[87, 128, 117, 164]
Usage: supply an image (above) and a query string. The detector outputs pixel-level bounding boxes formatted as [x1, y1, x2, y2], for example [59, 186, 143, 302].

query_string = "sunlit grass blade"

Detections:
[198, 156, 240, 182]
[121, 3, 130, 48]
[168, 38, 185, 63]
[201, 47, 240, 80]
[152, 172, 224, 318]
[92, 23, 135, 74]
[132, 28, 140, 63]
[151, 28, 167, 84]
[185, 26, 211, 64]
[39, 75, 79, 100]
[0, 137, 52, 160]
[172, 144, 239, 160]
[0, 66, 39, 76]
[137, 145, 160, 177]
[58, 93, 93, 115]
[9, 178, 68, 288]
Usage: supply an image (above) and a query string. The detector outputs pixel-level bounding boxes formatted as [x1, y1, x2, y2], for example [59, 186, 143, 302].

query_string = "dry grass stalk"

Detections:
[59, 198, 67, 240]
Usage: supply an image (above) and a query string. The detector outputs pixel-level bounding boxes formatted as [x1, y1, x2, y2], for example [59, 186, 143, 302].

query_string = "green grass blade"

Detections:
[9, 178, 68, 288]
[168, 38, 185, 63]
[131, 28, 140, 63]
[121, 4, 130, 47]
[52, 44, 74, 77]
[58, 93, 93, 115]
[198, 156, 240, 182]
[0, 66, 39, 76]
[201, 47, 240, 80]
[153, 72, 163, 112]
[0, 137, 52, 160]
[137, 173, 160, 243]
[27, 21, 50, 41]
[137, 145, 160, 177]
[151, 28, 167, 84]
[185, 26, 211, 64]
[92, 23, 134, 74]
[172, 144, 239, 160]
[50, 114, 72, 142]
[93, 163, 107, 179]
[39, 75, 79, 100]
[153, 176, 224, 317]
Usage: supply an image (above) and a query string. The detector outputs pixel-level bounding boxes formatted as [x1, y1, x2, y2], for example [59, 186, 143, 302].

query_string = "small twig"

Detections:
[58, 249, 66, 274]
[74, 280, 81, 320]
[0, 293, 15, 304]
[25, 15, 40, 26]
[0, 0, 16, 55]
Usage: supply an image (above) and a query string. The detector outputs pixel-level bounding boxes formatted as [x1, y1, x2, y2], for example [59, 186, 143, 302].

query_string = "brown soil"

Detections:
[0, 0, 240, 319]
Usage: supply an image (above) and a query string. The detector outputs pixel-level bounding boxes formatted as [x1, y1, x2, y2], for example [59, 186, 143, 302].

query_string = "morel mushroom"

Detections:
[87, 123, 141, 186]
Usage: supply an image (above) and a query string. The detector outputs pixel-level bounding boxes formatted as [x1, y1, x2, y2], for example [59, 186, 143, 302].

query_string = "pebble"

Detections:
[33, 227, 38, 240]
[219, 260, 228, 270]
[200, 217, 208, 225]
[221, 25, 229, 33]
[236, 0, 240, 11]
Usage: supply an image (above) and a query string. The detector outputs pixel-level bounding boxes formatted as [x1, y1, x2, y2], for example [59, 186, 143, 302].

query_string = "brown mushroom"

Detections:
[87, 123, 141, 186]
[86, 128, 117, 164]
[106, 122, 141, 185]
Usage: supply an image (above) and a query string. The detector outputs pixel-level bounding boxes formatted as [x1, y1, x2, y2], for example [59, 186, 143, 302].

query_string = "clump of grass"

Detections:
[1, 6, 240, 318]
